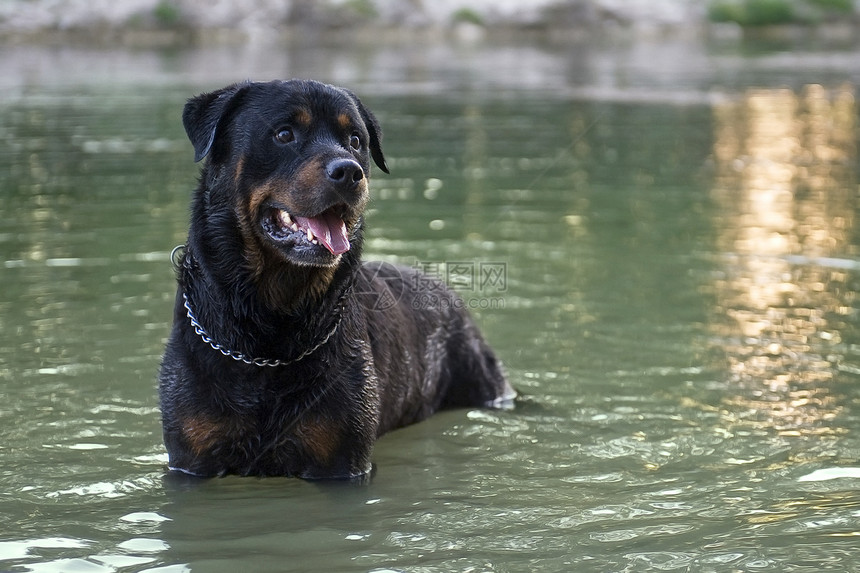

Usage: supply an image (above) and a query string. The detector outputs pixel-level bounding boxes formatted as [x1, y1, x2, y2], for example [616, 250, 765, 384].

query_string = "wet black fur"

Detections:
[158, 79, 513, 479]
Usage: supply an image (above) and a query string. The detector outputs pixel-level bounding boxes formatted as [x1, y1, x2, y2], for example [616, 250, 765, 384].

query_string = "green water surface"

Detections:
[1, 37, 860, 572]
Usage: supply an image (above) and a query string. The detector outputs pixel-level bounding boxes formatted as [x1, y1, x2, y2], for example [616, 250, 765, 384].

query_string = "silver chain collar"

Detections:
[176, 245, 347, 368]
[182, 292, 344, 368]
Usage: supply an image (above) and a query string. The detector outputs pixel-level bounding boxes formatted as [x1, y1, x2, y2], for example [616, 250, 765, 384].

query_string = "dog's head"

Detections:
[183, 79, 388, 271]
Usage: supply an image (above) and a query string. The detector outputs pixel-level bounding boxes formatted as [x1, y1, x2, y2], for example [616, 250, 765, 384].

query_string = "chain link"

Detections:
[174, 244, 349, 367]
[181, 291, 345, 368]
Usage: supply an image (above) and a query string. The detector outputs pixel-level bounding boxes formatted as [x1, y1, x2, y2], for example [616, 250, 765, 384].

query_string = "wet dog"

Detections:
[159, 79, 514, 478]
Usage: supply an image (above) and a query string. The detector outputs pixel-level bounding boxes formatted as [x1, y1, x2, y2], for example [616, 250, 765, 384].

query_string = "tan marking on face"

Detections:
[237, 181, 275, 279]
[354, 179, 369, 211]
[290, 158, 369, 216]
[234, 155, 245, 185]
[337, 113, 352, 129]
[291, 156, 326, 194]
[237, 176, 342, 310]
[294, 108, 312, 127]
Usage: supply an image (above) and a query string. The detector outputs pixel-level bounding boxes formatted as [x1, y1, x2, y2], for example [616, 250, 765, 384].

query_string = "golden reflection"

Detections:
[709, 84, 857, 435]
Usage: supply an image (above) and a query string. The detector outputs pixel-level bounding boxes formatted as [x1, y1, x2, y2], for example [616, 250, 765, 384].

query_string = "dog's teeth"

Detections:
[312, 239, 319, 245]
[290, 223, 299, 232]
[307, 228, 315, 242]
[278, 210, 292, 227]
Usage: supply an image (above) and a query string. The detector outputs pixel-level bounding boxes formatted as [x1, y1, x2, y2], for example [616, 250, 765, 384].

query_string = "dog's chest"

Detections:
[178, 397, 343, 473]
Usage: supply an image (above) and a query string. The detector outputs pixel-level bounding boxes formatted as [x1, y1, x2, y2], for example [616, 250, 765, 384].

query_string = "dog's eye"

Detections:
[349, 134, 361, 150]
[274, 128, 295, 144]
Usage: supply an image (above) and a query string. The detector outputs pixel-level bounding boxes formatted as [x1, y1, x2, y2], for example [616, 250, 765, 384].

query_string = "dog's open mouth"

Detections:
[263, 206, 351, 256]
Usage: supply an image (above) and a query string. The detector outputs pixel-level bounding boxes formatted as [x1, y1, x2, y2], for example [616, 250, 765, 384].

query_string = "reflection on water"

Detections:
[710, 84, 857, 435]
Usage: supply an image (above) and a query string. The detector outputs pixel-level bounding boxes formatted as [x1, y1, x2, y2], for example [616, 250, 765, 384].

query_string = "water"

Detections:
[2, 35, 860, 572]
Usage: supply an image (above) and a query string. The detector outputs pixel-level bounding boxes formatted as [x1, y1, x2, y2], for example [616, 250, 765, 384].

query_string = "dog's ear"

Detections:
[344, 89, 389, 174]
[183, 82, 250, 162]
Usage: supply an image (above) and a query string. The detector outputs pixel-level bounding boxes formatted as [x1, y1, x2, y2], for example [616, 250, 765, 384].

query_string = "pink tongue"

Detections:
[295, 212, 350, 255]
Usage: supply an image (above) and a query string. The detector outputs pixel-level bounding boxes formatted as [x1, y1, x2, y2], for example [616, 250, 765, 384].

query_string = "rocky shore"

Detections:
[0, 0, 708, 43]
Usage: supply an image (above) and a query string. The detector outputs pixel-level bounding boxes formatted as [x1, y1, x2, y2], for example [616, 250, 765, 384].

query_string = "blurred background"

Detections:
[2, 1, 860, 572]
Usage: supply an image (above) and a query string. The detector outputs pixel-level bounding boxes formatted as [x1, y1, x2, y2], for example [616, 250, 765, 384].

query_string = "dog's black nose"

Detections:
[326, 158, 364, 186]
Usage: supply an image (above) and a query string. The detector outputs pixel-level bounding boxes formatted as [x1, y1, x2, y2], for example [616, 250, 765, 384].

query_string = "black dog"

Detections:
[159, 79, 514, 479]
